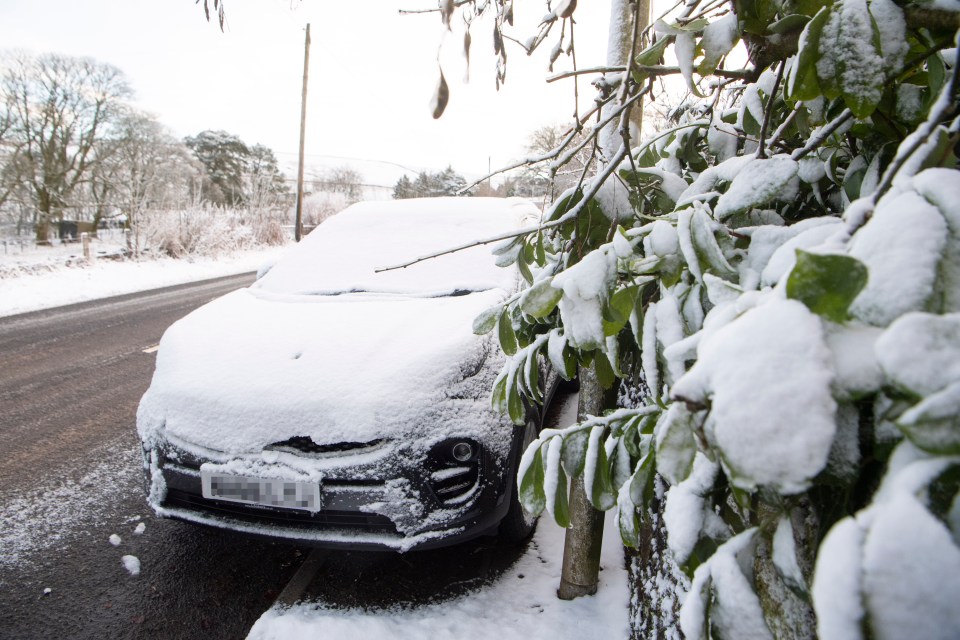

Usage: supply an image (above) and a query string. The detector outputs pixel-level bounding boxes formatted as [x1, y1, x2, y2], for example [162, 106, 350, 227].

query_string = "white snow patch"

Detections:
[122, 555, 141, 576]
[671, 298, 836, 493]
[0, 246, 287, 318]
[246, 514, 630, 640]
[109, 534, 121, 546]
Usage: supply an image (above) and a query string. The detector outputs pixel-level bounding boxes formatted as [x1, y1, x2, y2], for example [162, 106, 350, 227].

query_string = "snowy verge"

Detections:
[246, 513, 630, 640]
[0, 246, 288, 318]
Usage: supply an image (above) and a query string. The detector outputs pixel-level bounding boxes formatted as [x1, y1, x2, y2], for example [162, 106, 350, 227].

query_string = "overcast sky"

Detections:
[0, 0, 615, 186]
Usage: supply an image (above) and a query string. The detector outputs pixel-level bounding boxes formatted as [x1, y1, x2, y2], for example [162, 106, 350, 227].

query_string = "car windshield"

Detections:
[254, 198, 536, 297]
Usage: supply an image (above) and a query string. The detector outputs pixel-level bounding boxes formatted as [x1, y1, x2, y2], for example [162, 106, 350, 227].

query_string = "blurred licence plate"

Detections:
[201, 473, 321, 511]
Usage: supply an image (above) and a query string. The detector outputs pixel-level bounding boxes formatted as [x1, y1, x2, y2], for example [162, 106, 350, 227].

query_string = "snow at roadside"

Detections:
[248, 512, 630, 640]
[0, 239, 287, 318]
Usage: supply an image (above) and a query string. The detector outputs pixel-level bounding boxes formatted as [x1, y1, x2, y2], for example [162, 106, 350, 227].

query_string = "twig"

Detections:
[765, 105, 799, 150]
[399, 0, 473, 15]
[791, 109, 854, 161]
[547, 64, 753, 83]
[873, 32, 960, 201]
[379, 121, 707, 273]
[756, 60, 785, 159]
[459, 100, 605, 193]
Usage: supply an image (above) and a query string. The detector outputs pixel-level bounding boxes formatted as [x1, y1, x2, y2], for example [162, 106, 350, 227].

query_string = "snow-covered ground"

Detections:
[0, 233, 287, 318]
[248, 513, 629, 640]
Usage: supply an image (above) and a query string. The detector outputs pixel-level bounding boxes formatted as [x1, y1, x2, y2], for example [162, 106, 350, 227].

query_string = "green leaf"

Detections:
[525, 350, 542, 404]
[633, 37, 671, 83]
[498, 308, 518, 356]
[619, 495, 641, 548]
[630, 452, 656, 506]
[520, 278, 563, 318]
[787, 7, 829, 102]
[786, 250, 868, 323]
[589, 433, 617, 510]
[735, 0, 780, 34]
[473, 305, 501, 335]
[517, 252, 534, 284]
[897, 382, 960, 455]
[507, 375, 526, 425]
[690, 209, 737, 279]
[594, 350, 617, 390]
[553, 465, 571, 527]
[518, 445, 546, 516]
[561, 428, 590, 477]
[610, 438, 633, 491]
[768, 13, 810, 34]
[491, 371, 508, 414]
[492, 235, 522, 256]
[603, 284, 640, 336]
[655, 404, 698, 485]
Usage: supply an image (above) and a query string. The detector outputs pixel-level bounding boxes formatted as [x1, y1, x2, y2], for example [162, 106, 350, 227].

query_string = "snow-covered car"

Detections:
[136, 197, 554, 551]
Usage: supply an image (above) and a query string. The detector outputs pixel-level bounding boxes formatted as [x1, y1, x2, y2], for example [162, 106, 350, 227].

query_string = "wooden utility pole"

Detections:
[294, 23, 311, 242]
[558, 0, 651, 601]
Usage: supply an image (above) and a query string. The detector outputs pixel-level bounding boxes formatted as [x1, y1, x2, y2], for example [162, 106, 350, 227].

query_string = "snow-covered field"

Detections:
[0, 233, 288, 318]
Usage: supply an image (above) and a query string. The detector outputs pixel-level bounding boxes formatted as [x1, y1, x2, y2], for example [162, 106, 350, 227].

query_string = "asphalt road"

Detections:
[0, 273, 305, 640]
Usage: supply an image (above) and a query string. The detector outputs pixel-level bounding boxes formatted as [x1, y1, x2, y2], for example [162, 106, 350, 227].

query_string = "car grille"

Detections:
[165, 488, 398, 533]
[430, 466, 480, 504]
[264, 436, 385, 457]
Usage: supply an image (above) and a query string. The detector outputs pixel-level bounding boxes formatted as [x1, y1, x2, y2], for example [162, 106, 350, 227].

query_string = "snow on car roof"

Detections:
[254, 197, 540, 297]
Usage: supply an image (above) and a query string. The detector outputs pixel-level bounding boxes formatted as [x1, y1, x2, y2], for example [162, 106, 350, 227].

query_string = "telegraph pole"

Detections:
[294, 23, 311, 242]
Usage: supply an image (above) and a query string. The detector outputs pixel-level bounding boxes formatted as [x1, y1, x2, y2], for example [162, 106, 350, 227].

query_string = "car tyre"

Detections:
[498, 418, 540, 543]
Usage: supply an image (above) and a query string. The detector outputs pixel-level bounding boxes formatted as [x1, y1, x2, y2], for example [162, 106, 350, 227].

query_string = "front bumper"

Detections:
[142, 434, 516, 552]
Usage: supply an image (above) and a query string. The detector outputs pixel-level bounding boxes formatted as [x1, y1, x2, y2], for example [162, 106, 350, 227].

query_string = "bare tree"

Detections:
[0, 52, 132, 242]
[88, 109, 201, 255]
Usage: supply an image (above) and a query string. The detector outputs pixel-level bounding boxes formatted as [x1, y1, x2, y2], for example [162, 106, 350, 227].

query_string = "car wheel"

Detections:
[498, 418, 540, 543]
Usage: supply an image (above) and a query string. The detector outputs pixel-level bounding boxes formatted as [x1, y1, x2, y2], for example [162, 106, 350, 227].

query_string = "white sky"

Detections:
[0, 0, 615, 186]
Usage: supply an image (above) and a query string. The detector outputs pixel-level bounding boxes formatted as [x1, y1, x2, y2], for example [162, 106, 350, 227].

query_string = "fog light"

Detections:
[451, 441, 474, 462]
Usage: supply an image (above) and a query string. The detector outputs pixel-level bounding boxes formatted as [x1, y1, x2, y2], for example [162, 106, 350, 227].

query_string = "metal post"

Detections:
[294, 23, 311, 242]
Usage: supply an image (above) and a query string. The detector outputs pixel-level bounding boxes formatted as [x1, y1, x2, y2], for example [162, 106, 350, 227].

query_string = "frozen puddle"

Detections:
[247, 512, 630, 640]
[0, 441, 138, 580]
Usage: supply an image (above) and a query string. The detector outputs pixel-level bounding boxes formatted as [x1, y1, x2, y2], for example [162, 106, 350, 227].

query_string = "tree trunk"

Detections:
[558, 364, 613, 599]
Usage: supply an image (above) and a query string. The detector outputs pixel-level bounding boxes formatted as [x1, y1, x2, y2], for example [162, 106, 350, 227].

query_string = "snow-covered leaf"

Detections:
[849, 191, 947, 326]
[518, 443, 546, 517]
[817, 0, 885, 117]
[585, 426, 617, 510]
[786, 7, 830, 102]
[714, 157, 799, 221]
[520, 278, 562, 318]
[672, 299, 837, 493]
[473, 304, 501, 335]
[655, 403, 698, 485]
[897, 381, 960, 454]
[560, 427, 590, 477]
[544, 436, 571, 527]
